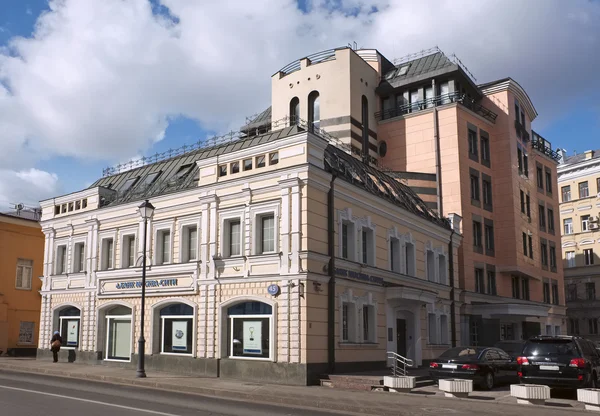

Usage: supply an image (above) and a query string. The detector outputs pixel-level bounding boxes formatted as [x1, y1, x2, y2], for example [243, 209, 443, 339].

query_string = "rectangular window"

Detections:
[484, 224, 494, 253]
[363, 305, 374, 342]
[362, 230, 368, 264]
[243, 158, 252, 171]
[480, 135, 490, 164]
[158, 230, 171, 264]
[428, 313, 437, 344]
[255, 155, 266, 168]
[127, 235, 136, 267]
[570, 319, 580, 335]
[526, 194, 531, 218]
[521, 278, 530, 300]
[342, 223, 349, 259]
[520, 190, 525, 213]
[545, 170, 552, 193]
[468, 129, 478, 157]
[101, 239, 113, 270]
[541, 240, 548, 266]
[562, 185, 571, 202]
[182, 226, 197, 262]
[260, 215, 275, 254]
[73, 242, 85, 273]
[410, 90, 420, 112]
[487, 270, 497, 295]
[218, 164, 227, 177]
[538, 204, 546, 229]
[566, 251, 576, 267]
[482, 179, 492, 207]
[390, 238, 400, 272]
[549, 246, 557, 269]
[587, 282, 596, 300]
[582, 215, 591, 232]
[536, 166, 544, 189]
[543, 282, 551, 303]
[590, 319, 598, 335]
[547, 208, 555, 232]
[361, 228, 374, 266]
[227, 219, 241, 257]
[425, 86, 434, 108]
[551, 281, 559, 305]
[585, 248, 594, 265]
[564, 218, 573, 235]
[473, 220, 482, 248]
[512, 276, 520, 299]
[56, 245, 67, 274]
[528, 235, 533, 259]
[522, 232, 528, 255]
[15, 259, 33, 290]
[523, 152, 529, 177]
[470, 175, 480, 201]
[517, 148, 523, 174]
[269, 152, 279, 165]
[426, 250, 435, 282]
[230, 161, 240, 174]
[580, 181, 590, 199]
[475, 268, 485, 294]
[342, 304, 349, 342]
[567, 283, 577, 301]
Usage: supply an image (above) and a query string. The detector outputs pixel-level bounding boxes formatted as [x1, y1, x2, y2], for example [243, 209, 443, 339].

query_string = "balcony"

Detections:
[375, 92, 498, 123]
[531, 131, 561, 163]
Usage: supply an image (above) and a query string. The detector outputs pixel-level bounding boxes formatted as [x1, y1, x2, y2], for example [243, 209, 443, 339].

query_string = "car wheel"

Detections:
[483, 372, 495, 390]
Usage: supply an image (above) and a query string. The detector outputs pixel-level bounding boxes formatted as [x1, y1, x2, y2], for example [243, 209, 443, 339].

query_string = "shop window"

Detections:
[105, 305, 132, 361]
[59, 307, 81, 349]
[16, 259, 33, 290]
[73, 242, 85, 273]
[100, 238, 114, 270]
[227, 301, 273, 360]
[56, 244, 67, 274]
[160, 304, 193, 354]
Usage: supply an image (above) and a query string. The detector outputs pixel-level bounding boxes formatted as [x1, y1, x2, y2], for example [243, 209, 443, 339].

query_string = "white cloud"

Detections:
[0, 0, 598, 205]
[0, 168, 60, 207]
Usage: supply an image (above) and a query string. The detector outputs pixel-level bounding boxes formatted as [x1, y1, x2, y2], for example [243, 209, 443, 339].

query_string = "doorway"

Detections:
[396, 319, 407, 357]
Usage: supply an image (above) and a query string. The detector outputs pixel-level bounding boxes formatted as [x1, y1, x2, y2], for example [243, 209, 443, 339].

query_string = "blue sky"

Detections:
[0, 0, 599, 207]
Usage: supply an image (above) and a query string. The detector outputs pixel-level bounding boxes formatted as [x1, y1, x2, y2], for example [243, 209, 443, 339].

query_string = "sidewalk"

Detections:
[0, 357, 584, 415]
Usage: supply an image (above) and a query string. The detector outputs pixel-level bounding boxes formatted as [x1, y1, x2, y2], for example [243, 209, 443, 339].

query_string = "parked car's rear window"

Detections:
[523, 340, 578, 357]
[439, 347, 482, 358]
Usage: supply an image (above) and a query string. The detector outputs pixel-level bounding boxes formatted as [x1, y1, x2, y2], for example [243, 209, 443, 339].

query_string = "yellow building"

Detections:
[0, 209, 44, 356]
[558, 149, 600, 339]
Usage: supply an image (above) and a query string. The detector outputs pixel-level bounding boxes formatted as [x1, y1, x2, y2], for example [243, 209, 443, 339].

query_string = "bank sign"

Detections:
[99, 276, 195, 296]
[335, 268, 384, 285]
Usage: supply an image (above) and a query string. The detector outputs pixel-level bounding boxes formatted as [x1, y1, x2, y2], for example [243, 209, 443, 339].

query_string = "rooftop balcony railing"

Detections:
[531, 131, 561, 163]
[375, 92, 498, 123]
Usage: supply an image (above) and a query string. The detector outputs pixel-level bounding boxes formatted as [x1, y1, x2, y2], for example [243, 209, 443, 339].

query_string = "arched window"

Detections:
[308, 91, 320, 131]
[227, 301, 273, 359]
[361, 95, 369, 158]
[58, 306, 81, 349]
[289, 97, 300, 126]
[160, 303, 193, 354]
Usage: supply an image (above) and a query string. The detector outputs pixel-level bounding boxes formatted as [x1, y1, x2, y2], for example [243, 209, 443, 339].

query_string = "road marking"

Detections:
[0, 384, 182, 416]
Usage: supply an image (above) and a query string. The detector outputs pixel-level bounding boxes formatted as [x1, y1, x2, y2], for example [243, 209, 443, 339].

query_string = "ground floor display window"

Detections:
[59, 306, 81, 348]
[227, 301, 272, 360]
[105, 305, 132, 361]
[160, 303, 193, 354]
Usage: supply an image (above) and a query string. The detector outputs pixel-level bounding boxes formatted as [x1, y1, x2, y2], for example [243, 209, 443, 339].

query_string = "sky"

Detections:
[0, 0, 599, 208]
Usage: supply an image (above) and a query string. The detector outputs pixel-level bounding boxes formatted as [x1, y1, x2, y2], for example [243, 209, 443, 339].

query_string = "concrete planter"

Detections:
[438, 379, 472, 398]
[510, 384, 550, 405]
[383, 376, 416, 393]
[578, 388, 600, 411]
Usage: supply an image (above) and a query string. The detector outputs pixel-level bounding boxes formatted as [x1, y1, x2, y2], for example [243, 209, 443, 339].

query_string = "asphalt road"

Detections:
[0, 371, 350, 416]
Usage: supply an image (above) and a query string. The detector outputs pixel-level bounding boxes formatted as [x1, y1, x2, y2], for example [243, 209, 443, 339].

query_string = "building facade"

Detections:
[37, 123, 460, 384]
[0, 209, 44, 356]
[265, 46, 566, 345]
[558, 149, 600, 340]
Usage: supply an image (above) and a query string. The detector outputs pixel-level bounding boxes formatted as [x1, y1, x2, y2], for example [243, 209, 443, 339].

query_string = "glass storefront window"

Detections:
[227, 302, 272, 360]
[59, 307, 81, 349]
[105, 306, 132, 361]
[160, 304, 193, 354]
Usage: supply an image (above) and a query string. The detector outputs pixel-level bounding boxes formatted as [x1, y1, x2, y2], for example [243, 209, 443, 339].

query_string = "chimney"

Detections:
[447, 213, 462, 234]
[585, 150, 595, 160]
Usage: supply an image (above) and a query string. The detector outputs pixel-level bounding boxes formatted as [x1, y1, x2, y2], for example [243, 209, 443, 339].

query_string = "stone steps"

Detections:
[320, 373, 435, 391]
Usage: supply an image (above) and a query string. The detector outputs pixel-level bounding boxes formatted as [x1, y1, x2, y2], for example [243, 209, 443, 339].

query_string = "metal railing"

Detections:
[531, 132, 561, 163]
[375, 92, 498, 123]
[387, 351, 414, 377]
[277, 48, 339, 76]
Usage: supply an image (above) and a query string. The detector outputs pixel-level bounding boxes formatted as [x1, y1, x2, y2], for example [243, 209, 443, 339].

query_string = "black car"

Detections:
[518, 336, 600, 389]
[494, 340, 525, 359]
[429, 346, 518, 390]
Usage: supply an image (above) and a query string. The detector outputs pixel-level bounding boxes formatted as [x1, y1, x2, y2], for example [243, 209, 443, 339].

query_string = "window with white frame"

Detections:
[340, 220, 355, 260]
[100, 238, 114, 270]
[341, 302, 357, 342]
[156, 230, 171, 264]
[56, 245, 67, 274]
[405, 239, 415, 276]
[73, 242, 85, 273]
[227, 301, 273, 360]
[16, 259, 33, 290]
[438, 254, 447, 285]
[257, 214, 275, 254]
[160, 304, 193, 354]
[389, 237, 401, 272]
[181, 225, 197, 262]
[566, 251, 576, 267]
[362, 304, 376, 343]
[426, 249, 435, 282]
[360, 226, 375, 266]
[224, 218, 242, 257]
[122, 235, 136, 268]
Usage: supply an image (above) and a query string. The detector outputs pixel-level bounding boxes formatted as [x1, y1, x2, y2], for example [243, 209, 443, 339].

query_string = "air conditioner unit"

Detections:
[591, 223, 600, 230]
[590, 216, 600, 224]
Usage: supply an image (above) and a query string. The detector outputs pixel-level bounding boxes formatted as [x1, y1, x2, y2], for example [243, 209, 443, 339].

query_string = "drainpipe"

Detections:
[448, 228, 456, 347]
[432, 79, 443, 215]
[327, 173, 338, 374]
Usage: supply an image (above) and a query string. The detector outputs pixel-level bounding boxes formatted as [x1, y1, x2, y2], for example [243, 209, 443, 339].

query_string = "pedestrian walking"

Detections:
[51, 330, 62, 363]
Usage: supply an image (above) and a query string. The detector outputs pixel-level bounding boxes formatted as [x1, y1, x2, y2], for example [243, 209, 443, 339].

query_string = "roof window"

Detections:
[385, 70, 396, 80]
[140, 172, 161, 188]
[398, 65, 410, 76]
[119, 177, 139, 193]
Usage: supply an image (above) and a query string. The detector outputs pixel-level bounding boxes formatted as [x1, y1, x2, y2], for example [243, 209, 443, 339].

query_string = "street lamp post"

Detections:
[137, 199, 155, 378]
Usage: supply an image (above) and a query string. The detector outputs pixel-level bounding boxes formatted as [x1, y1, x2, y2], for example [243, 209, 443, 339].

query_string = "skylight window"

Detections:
[173, 164, 192, 181]
[398, 65, 410, 76]
[385, 70, 397, 80]
[140, 172, 161, 188]
[119, 177, 139, 193]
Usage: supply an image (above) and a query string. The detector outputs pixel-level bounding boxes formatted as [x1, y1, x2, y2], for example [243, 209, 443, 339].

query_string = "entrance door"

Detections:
[396, 319, 407, 357]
